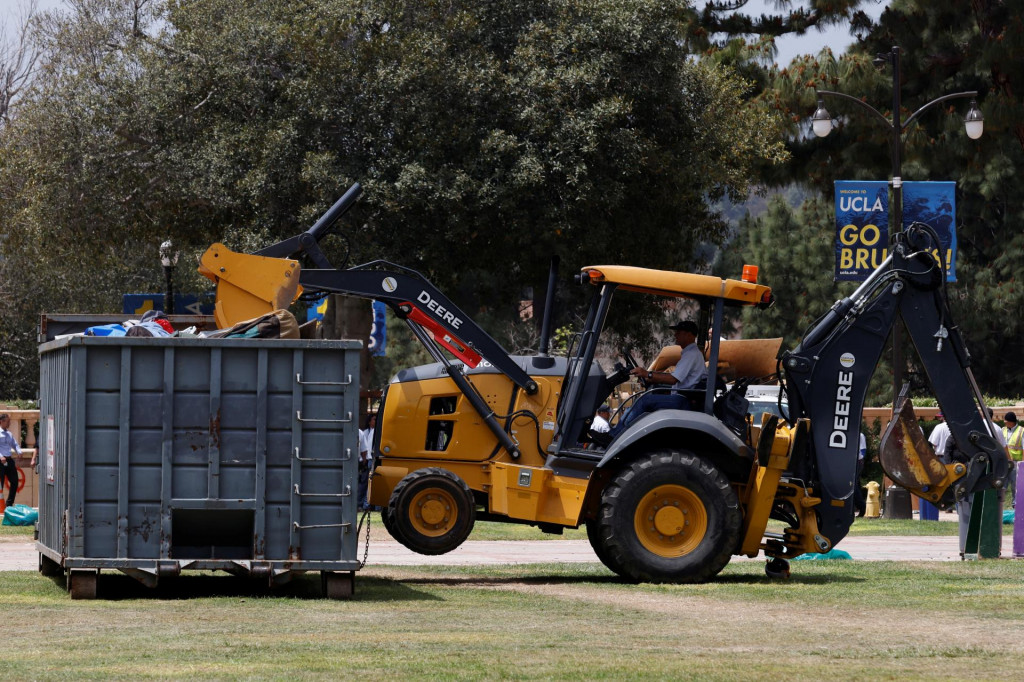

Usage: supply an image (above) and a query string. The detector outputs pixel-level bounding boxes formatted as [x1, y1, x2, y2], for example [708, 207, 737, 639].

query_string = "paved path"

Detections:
[6, 511, 1015, 570]
[3, 534, 1018, 571]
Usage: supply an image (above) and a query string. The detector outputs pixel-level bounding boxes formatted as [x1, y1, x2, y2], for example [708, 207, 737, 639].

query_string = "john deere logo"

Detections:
[382, 277, 398, 293]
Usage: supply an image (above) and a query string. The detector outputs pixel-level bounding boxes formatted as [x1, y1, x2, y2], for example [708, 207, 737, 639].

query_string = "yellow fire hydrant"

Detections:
[865, 481, 881, 518]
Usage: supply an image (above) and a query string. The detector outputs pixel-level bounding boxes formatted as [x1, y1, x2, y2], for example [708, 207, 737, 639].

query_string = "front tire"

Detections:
[593, 450, 741, 583]
[387, 468, 475, 555]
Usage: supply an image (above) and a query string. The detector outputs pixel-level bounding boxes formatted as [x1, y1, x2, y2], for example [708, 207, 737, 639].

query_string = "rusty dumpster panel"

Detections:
[36, 336, 361, 594]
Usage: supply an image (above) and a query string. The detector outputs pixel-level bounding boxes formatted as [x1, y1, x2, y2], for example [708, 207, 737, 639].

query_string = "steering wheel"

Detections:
[620, 348, 649, 389]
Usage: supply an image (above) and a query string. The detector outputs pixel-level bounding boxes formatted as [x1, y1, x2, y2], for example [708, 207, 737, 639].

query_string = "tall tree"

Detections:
[0, 0, 788, 398]
[737, 0, 1024, 398]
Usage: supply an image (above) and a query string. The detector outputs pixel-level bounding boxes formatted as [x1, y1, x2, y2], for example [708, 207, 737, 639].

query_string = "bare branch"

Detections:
[0, 0, 42, 128]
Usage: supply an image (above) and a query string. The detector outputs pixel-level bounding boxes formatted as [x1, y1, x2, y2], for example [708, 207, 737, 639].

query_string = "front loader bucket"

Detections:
[199, 243, 302, 329]
[878, 385, 951, 503]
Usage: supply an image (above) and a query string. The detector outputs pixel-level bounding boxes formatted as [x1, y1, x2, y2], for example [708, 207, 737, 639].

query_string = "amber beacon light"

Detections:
[741, 264, 759, 283]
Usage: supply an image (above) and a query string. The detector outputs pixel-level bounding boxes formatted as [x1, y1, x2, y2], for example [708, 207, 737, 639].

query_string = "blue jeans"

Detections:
[609, 391, 691, 437]
[357, 463, 370, 510]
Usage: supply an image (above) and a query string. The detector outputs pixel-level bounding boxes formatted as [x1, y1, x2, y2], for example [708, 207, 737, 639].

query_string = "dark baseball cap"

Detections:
[1006, 412, 1017, 423]
[668, 320, 699, 335]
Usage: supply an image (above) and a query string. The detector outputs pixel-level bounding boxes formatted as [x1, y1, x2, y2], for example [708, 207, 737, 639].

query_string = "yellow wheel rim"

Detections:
[409, 488, 458, 537]
[634, 484, 707, 557]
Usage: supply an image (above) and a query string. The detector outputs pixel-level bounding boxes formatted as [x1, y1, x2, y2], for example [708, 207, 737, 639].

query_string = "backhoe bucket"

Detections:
[199, 243, 303, 328]
[878, 386, 949, 500]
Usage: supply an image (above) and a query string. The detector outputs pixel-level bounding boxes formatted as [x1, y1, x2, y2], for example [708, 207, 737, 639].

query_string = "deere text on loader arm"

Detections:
[199, 184, 1008, 582]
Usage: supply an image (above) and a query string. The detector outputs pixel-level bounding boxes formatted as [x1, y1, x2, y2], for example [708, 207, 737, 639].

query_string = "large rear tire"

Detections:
[593, 450, 741, 583]
[585, 518, 623, 576]
[387, 468, 475, 555]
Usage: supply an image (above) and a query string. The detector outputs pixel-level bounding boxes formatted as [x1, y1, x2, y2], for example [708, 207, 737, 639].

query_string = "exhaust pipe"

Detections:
[538, 256, 560, 356]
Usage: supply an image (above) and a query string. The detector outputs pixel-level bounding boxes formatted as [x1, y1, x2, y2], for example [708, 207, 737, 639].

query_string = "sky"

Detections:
[746, 0, 889, 66]
[5, 0, 888, 67]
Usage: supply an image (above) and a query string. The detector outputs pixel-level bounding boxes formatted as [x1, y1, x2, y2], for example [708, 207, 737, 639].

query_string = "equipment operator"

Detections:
[610, 320, 707, 435]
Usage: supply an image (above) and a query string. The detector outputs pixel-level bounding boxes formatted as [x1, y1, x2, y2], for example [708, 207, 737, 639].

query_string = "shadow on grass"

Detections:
[37, 562, 867, 602]
[397, 573, 623, 587]
[395, 569, 865, 588]
[41, 570, 442, 602]
[712, 572, 865, 585]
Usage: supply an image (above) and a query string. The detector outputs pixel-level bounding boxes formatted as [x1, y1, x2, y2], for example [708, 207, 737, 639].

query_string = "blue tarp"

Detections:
[792, 548, 853, 561]
[2, 504, 38, 526]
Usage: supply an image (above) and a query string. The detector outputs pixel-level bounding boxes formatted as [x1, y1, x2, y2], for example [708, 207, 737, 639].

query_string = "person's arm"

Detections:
[630, 367, 676, 385]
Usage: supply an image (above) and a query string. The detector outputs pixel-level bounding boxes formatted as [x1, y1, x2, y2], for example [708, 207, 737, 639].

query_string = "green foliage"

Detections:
[0, 0, 788, 398]
[735, 0, 1024, 400]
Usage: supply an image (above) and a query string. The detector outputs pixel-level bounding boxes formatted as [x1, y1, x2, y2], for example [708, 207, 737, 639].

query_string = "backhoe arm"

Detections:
[781, 223, 1008, 547]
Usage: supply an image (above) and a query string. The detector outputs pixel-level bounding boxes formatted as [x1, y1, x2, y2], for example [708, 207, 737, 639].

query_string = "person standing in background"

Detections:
[592, 405, 611, 434]
[0, 414, 33, 509]
[1004, 413, 1023, 459]
[855, 431, 867, 517]
[928, 413, 950, 460]
[1003, 413, 1023, 508]
[358, 413, 377, 511]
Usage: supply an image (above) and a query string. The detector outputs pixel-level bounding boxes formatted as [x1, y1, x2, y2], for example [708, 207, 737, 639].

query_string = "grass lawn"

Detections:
[0, 523, 34, 538]
[3, 560, 1024, 680]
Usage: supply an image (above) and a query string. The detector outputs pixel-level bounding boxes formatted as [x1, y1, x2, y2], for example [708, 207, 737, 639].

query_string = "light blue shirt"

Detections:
[670, 343, 707, 390]
[0, 427, 21, 459]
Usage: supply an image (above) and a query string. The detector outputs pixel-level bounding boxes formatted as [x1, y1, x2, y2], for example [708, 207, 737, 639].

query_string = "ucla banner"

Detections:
[903, 181, 957, 282]
[835, 180, 956, 282]
[835, 181, 889, 281]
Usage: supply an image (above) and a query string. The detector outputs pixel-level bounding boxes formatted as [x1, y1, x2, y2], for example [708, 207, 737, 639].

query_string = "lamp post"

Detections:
[159, 240, 179, 314]
[810, 45, 983, 407]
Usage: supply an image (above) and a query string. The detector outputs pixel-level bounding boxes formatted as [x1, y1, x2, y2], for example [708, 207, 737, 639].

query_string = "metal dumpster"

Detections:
[36, 335, 361, 599]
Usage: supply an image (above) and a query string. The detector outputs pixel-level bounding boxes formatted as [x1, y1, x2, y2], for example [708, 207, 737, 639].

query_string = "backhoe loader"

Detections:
[199, 183, 1009, 582]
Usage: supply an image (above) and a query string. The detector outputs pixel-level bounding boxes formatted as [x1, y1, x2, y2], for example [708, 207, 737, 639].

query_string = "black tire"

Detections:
[387, 468, 475, 555]
[585, 518, 624, 576]
[379, 506, 398, 537]
[379, 505, 414, 549]
[593, 449, 741, 583]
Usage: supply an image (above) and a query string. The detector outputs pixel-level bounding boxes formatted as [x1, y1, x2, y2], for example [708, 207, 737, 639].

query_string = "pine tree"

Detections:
[741, 0, 1024, 398]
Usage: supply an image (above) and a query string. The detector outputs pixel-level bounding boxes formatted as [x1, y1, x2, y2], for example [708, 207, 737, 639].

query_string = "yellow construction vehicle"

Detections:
[200, 184, 1009, 582]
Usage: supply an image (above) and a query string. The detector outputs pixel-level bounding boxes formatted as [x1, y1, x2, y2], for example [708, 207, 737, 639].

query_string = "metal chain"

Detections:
[357, 508, 372, 568]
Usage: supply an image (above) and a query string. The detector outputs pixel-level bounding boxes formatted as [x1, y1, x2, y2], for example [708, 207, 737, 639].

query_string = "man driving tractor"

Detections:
[610, 320, 707, 434]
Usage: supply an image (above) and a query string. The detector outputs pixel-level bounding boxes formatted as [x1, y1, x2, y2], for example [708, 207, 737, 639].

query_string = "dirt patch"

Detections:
[365, 567, 1024, 653]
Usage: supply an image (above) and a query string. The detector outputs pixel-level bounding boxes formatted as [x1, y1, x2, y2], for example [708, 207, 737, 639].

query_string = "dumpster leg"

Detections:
[38, 554, 63, 577]
[68, 569, 98, 600]
[321, 571, 354, 600]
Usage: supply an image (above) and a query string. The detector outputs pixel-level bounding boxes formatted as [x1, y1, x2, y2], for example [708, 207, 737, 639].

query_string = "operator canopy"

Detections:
[581, 265, 773, 307]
